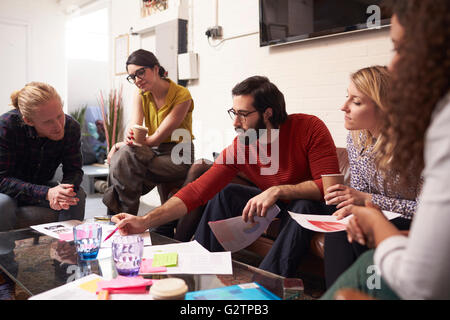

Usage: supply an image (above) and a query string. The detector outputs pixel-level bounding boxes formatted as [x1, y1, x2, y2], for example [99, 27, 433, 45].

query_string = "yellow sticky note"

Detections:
[79, 278, 101, 293]
[152, 252, 178, 267]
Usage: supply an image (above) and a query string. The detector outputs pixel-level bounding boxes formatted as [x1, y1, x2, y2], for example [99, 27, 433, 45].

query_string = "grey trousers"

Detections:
[102, 142, 193, 215]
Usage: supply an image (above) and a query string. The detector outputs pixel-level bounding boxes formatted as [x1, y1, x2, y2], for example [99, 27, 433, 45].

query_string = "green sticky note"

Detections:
[152, 252, 178, 267]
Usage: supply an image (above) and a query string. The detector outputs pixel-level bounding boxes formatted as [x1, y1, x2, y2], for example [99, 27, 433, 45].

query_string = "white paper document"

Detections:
[139, 241, 233, 275]
[30, 220, 152, 247]
[288, 210, 402, 233]
[208, 205, 281, 253]
[29, 274, 102, 300]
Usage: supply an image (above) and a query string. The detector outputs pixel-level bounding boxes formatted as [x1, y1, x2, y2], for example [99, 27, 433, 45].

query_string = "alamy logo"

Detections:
[170, 128, 280, 176]
[367, 5, 382, 29]
[366, 264, 382, 290]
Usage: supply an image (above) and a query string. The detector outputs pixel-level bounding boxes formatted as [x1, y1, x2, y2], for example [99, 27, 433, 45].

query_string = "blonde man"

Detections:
[0, 82, 85, 294]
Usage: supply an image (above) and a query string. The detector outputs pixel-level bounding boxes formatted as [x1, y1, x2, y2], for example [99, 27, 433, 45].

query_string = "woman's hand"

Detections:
[242, 187, 280, 223]
[125, 128, 135, 145]
[324, 184, 371, 209]
[106, 141, 126, 164]
[46, 184, 79, 211]
[346, 201, 400, 248]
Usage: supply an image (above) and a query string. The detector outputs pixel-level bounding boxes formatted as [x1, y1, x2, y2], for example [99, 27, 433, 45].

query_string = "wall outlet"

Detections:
[205, 26, 223, 39]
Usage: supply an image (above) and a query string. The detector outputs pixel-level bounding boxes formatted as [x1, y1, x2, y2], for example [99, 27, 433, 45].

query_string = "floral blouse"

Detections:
[347, 133, 417, 219]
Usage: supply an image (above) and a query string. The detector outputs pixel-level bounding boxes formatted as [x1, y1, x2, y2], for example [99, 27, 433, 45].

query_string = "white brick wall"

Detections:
[184, 0, 393, 158]
[112, 0, 393, 159]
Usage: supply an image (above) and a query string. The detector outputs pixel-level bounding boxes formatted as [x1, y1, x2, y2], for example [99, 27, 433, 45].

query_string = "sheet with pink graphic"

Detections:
[288, 210, 402, 233]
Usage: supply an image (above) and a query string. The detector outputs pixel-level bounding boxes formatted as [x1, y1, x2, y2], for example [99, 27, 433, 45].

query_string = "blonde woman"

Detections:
[323, 66, 418, 288]
[0, 82, 85, 270]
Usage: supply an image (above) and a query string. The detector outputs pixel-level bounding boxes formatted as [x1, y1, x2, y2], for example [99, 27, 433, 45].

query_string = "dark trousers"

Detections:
[324, 217, 412, 289]
[193, 184, 336, 277]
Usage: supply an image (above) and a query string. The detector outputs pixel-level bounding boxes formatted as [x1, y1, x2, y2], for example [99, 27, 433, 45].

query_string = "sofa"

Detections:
[244, 147, 350, 278]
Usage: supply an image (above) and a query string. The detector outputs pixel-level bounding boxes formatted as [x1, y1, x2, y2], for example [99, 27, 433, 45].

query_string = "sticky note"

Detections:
[59, 233, 74, 242]
[140, 259, 167, 273]
[151, 252, 178, 267]
[79, 278, 102, 293]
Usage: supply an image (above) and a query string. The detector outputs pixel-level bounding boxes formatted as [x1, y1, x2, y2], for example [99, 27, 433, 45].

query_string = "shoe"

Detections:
[94, 180, 108, 193]
[0, 272, 15, 300]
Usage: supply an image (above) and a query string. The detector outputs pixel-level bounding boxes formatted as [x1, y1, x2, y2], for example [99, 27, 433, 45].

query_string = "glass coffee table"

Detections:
[0, 221, 304, 300]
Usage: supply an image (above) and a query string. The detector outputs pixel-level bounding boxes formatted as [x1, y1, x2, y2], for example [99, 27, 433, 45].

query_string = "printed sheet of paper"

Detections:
[288, 210, 402, 233]
[31, 220, 82, 239]
[139, 241, 232, 275]
[31, 220, 151, 248]
[208, 205, 281, 253]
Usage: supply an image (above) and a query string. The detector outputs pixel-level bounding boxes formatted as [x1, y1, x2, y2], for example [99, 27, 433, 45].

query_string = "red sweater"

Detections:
[175, 114, 340, 212]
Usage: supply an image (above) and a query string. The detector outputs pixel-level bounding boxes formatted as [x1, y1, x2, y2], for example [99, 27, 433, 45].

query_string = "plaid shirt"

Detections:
[0, 109, 83, 205]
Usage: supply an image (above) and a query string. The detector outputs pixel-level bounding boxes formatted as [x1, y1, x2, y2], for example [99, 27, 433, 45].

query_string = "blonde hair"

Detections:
[349, 66, 391, 154]
[10, 82, 62, 120]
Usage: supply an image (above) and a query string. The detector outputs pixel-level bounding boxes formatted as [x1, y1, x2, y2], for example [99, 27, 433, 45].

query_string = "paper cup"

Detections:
[321, 174, 345, 196]
[132, 125, 148, 147]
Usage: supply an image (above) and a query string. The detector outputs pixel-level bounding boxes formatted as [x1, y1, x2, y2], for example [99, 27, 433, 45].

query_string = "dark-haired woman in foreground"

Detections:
[103, 50, 195, 231]
[322, 0, 450, 300]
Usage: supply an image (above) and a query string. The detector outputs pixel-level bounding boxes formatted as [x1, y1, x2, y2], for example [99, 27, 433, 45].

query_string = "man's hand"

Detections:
[242, 186, 280, 223]
[111, 213, 148, 236]
[46, 184, 79, 211]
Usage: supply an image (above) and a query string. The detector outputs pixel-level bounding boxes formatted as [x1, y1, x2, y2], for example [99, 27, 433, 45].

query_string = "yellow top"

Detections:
[140, 78, 194, 143]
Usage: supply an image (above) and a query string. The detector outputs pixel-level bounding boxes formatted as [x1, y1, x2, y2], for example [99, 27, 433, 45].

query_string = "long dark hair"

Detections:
[376, 0, 450, 189]
[231, 76, 288, 128]
[126, 49, 167, 78]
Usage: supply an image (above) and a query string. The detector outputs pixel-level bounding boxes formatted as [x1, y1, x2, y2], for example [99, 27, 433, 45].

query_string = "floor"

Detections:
[85, 189, 160, 219]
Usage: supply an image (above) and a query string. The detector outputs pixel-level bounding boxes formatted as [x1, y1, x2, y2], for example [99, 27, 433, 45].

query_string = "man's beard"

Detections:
[236, 115, 267, 145]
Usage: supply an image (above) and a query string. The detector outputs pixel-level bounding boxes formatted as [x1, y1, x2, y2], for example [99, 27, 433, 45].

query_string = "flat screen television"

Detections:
[259, 0, 392, 47]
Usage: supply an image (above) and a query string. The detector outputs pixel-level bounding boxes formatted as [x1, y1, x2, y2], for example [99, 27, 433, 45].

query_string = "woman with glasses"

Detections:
[103, 49, 195, 230]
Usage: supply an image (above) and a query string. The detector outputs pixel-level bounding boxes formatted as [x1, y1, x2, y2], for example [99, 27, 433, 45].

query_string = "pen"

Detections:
[104, 227, 119, 242]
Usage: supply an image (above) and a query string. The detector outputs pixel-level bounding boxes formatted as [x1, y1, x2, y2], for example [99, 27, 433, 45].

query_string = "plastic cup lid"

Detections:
[150, 278, 188, 298]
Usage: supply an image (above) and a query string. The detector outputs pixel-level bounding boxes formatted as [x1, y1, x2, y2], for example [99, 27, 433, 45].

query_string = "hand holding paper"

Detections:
[288, 209, 401, 233]
[208, 205, 281, 252]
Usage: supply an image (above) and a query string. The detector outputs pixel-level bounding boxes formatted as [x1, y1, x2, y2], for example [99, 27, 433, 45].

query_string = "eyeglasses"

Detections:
[126, 67, 148, 84]
[227, 108, 258, 122]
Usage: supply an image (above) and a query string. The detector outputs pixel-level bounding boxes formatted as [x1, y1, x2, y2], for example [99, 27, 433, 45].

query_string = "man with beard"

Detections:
[111, 76, 340, 277]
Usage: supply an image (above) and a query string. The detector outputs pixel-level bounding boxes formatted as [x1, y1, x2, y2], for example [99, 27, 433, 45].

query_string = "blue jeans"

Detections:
[193, 184, 336, 277]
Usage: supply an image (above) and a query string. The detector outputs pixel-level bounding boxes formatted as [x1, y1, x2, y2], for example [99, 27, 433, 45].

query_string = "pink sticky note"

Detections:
[139, 258, 167, 273]
[96, 276, 153, 293]
[59, 233, 74, 242]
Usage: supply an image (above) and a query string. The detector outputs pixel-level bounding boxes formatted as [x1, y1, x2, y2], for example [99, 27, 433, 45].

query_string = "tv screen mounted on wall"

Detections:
[259, 0, 391, 47]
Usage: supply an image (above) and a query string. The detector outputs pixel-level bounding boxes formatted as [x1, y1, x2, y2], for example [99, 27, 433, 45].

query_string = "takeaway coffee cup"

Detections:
[321, 174, 345, 196]
[132, 125, 148, 146]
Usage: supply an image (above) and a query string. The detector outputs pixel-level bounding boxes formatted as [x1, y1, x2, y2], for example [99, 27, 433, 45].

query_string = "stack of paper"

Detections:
[29, 274, 154, 300]
[139, 241, 233, 275]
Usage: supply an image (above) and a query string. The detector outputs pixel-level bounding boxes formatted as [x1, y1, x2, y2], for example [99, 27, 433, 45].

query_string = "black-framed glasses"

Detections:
[227, 108, 258, 122]
[126, 67, 148, 84]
